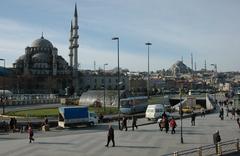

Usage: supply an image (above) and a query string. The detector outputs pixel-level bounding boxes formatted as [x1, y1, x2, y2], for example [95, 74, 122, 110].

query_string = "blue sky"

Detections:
[0, 0, 240, 72]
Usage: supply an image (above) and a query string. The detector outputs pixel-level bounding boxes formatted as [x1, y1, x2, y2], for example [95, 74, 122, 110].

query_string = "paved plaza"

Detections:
[0, 112, 239, 156]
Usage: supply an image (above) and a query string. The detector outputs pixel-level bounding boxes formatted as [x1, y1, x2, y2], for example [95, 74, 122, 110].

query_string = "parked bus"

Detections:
[120, 96, 148, 114]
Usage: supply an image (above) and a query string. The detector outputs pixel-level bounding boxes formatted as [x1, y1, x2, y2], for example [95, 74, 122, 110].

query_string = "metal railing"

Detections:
[163, 138, 239, 156]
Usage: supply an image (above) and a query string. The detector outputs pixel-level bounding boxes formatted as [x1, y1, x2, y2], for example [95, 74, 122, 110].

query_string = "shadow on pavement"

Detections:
[37, 142, 73, 145]
[116, 145, 160, 149]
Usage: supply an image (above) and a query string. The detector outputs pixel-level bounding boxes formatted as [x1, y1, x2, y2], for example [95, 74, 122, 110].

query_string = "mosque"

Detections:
[11, 5, 79, 94]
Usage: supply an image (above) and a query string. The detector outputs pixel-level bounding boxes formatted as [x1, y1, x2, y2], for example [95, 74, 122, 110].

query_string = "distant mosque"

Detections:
[12, 4, 79, 94]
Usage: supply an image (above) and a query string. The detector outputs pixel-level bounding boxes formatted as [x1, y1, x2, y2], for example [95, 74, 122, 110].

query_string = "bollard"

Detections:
[198, 146, 202, 156]
[173, 151, 178, 156]
[217, 142, 222, 156]
[237, 138, 239, 151]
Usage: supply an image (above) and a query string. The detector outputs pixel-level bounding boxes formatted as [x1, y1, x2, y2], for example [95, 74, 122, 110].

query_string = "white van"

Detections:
[145, 104, 168, 120]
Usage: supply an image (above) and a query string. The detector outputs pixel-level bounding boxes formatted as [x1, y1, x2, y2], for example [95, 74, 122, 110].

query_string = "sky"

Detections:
[0, 0, 240, 72]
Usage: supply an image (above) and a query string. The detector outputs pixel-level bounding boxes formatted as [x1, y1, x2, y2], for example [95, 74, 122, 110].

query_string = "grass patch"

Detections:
[89, 106, 118, 116]
[6, 108, 58, 118]
[6, 106, 119, 118]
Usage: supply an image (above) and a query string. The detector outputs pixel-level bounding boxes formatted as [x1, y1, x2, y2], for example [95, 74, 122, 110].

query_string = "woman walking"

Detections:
[28, 126, 35, 143]
[169, 117, 177, 134]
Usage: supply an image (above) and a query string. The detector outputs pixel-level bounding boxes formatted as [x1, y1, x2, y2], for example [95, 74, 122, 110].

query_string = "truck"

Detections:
[58, 106, 98, 128]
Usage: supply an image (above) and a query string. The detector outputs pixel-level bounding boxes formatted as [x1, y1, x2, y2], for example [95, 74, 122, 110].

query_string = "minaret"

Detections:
[69, 21, 73, 67]
[72, 4, 79, 71]
[72, 3, 79, 93]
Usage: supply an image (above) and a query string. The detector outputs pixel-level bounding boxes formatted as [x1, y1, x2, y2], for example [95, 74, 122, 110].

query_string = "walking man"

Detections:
[105, 125, 115, 147]
[219, 107, 224, 120]
[165, 117, 169, 133]
[237, 118, 240, 128]
[231, 107, 236, 120]
[191, 111, 196, 126]
[201, 107, 205, 118]
[213, 130, 221, 154]
[122, 116, 128, 131]
[132, 116, 138, 131]
[226, 105, 229, 117]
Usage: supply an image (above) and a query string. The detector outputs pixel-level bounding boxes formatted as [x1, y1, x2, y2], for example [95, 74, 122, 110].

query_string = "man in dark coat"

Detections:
[213, 130, 221, 154]
[132, 116, 138, 131]
[122, 116, 128, 131]
[191, 111, 196, 126]
[105, 125, 115, 147]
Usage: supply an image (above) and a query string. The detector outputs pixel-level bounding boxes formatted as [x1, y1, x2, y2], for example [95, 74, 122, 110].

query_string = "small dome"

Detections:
[32, 53, 50, 63]
[16, 54, 26, 62]
[31, 36, 53, 48]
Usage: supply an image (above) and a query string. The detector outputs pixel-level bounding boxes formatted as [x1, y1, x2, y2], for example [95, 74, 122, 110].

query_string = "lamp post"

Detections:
[103, 63, 108, 112]
[0, 58, 5, 115]
[112, 37, 121, 130]
[179, 87, 184, 144]
[145, 42, 152, 99]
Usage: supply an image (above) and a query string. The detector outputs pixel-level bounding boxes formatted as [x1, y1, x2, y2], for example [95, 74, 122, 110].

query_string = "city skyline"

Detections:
[0, 0, 240, 72]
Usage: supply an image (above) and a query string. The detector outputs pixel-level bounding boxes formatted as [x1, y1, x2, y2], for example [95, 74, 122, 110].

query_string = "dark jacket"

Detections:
[108, 127, 114, 139]
[213, 132, 221, 144]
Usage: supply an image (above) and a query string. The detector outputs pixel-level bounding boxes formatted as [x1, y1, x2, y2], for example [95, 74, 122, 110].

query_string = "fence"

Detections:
[163, 138, 239, 156]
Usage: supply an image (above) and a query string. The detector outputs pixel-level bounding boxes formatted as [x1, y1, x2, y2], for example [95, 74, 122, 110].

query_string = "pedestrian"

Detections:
[226, 105, 229, 117]
[213, 130, 221, 154]
[231, 107, 236, 120]
[169, 117, 177, 134]
[9, 118, 14, 132]
[219, 107, 224, 120]
[13, 117, 17, 132]
[105, 125, 115, 147]
[44, 116, 48, 125]
[28, 126, 35, 143]
[132, 116, 138, 131]
[121, 116, 128, 131]
[162, 111, 168, 119]
[99, 113, 104, 123]
[191, 111, 196, 126]
[237, 118, 240, 128]
[165, 117, 169, 133]
[201, 107, 205, 118]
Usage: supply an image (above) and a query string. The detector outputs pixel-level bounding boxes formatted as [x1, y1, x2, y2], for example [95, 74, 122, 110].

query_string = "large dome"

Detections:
[31, 36, 53, 48]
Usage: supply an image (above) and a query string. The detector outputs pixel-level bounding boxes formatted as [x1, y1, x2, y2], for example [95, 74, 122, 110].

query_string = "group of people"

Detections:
[121, 116, 138, 131]
[9, 117, 17, 132]
[158, 112, 177, 134]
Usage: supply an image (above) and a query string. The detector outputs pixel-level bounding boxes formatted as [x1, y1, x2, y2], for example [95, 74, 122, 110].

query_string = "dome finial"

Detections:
[41, 32, 44, 39]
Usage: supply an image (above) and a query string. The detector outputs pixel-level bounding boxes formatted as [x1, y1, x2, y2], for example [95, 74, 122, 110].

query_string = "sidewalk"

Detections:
[0, 112, 239, 156]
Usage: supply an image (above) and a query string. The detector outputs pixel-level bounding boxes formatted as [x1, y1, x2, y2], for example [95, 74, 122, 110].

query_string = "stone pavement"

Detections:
[0, 113, 239, 156]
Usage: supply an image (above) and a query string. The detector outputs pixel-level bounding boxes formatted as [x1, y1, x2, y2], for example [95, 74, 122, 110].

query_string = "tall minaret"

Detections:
[69, 21, 73, 67]
[72, 3, 79, 93]
[72, 4, 79, 71]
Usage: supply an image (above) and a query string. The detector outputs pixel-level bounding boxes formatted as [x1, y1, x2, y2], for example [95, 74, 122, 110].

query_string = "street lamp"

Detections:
[145, 42, 152, 99]
[0, 58, 5, 115]
[179, 87, 184, 144]
[112, 37, 121, 130]
[103, 63, 108, 112]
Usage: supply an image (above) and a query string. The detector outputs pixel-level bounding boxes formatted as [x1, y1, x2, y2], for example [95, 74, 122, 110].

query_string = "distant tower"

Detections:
[204, 60, 207, 72]
[69, 21, 73, 67]
[194, 61, 197, 71]
[191, 53, 193, 71]
[94, 60, 96, 71]
[181, 56, 183, 63]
